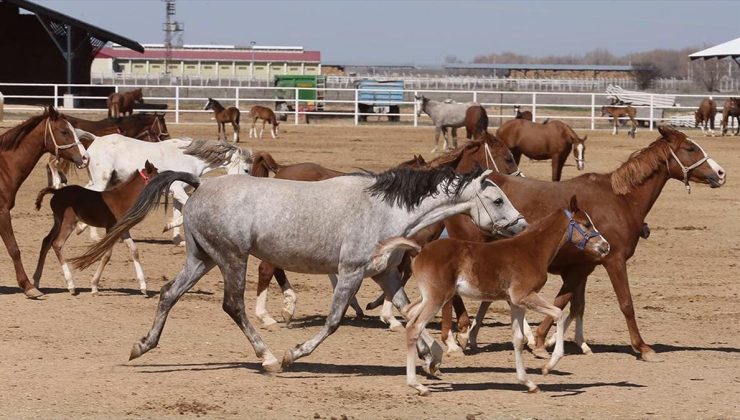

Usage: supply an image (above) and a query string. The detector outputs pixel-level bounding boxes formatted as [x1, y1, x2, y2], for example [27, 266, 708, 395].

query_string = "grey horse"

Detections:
[415, 95, 477, 153]
[71, 166, 527, 374]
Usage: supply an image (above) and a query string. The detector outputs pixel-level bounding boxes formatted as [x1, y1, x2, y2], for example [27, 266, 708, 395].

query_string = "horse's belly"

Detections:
[250, 244, 339, 275]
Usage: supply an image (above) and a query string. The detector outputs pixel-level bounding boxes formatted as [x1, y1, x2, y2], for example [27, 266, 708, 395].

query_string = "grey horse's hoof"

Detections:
[281, 347, 298, 369]
[129, 340, 147, 361]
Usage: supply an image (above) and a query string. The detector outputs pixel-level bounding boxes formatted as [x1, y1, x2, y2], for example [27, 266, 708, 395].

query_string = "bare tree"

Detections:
[632, 63, 661, 90]
[693, 59, 722, 92]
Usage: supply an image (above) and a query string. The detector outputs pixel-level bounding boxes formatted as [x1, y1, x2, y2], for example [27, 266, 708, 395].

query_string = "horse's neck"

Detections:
[212, 101, 225, 112]
[508, 211, 568, 268]
[399, 187, 472, 237]
[0, 124, 47, 196]
[623, 164, 671, 223]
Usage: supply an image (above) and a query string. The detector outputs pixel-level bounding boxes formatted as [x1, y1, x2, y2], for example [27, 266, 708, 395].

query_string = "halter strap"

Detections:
[152, 116, 169, 140]
[483, 142, 524, 177]
[475, 191, 525, 236]
[44, 118, 82, 157]
[138, 169, 152, 185]
[666, 139, 709, 194]
[563, 208, 602, 251]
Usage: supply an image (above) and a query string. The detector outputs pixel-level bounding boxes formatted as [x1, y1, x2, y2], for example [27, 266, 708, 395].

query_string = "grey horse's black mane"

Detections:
[359, 165, 484, 211]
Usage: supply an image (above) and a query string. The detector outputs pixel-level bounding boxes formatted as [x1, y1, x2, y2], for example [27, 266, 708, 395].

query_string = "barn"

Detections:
[0, 0, 143, 104]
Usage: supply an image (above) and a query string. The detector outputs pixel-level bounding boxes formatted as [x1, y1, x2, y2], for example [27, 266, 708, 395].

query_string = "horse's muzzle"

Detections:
[75, 153, 90, 169]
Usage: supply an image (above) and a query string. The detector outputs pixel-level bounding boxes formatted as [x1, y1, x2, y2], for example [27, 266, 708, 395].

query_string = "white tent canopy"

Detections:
[690, 37, 740, 61]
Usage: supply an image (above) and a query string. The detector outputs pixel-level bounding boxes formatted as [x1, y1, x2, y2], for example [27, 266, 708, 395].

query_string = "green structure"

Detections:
[274, 75, 326, 111]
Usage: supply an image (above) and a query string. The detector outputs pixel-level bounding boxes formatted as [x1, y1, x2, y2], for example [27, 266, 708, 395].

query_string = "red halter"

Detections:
[139, 169, 152, 185]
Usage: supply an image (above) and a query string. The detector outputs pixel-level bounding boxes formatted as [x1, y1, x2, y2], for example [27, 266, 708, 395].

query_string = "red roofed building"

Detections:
[92, 44, 321, 80]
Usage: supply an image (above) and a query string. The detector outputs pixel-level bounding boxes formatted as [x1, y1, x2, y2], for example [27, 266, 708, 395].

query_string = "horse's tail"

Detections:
[69, 171, 200, 270]
[369, 237, 421, 274]
[250, 151, 281, 177]
[234, 109, 241, 125]
[35, 187, 57, 211]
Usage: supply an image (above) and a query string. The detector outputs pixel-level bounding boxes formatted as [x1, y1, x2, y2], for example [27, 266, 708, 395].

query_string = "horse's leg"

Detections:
[232, 121, 239, 143]
[519, 292, 567, 376]
[274, 269, 299, 323]
[255, 261, 280, 328]
[89, 246, 113, 296]
[129, 239, 216, 361]
[612, 118, 618, 135]
[552, 153, 567, 182]
[47, 157, 65, 189]
[441, 300, 463, 355]
[260, 120, 266, 139]
[379, 297, 402, 331]
[220, 256, 280, 372]
[467, 300, 491, 350]
[121, 232, 147, 295]
[48, 211, 79, 295]
[32, 216, 61, 290]
[432, 126, 441, 153]
[281, 269, 365, 368]
[405, 295, 446, 396]
[508, 303, 539, 392]
[630, 116, 637, 138]
[0, 208, 42, 298]
[249, 117, 256, 138]
[328, 273, 365, 319]
[451, 294, 472, 349]
[532, 279, 576, 359]
[441, 127, 449, 151]
[167, 184, 189, 246]
[450, 127, 458, 149]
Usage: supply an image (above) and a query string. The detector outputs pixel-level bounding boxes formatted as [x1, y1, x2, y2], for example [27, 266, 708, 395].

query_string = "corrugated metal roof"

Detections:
[443, 63, 635, 71]
[96, 47, 321, 63]
[690, 37, 740, 60]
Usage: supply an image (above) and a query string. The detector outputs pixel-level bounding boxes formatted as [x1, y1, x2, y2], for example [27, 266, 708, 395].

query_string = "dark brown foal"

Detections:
[33, 161, 158, 295]
[205, 98, 241, 142]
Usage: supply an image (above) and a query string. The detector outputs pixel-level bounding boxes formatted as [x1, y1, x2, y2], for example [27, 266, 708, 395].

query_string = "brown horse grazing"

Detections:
[514, 105, 533, 121]
[720, 97, 740, 136]
[204, 98, 241, 142]
[33, 161, 158, 296]
[601, 105, 637, 138]
[443, 126, 725, 362]
[695, 98, 717, 136]
[464, 105, 488, 139]
[400, 196, 609, 395]
[496, 119, 587, 181]
[0, 107, 89, 298]
[249, 105, 280, 139]
[107, 88, 144, 118]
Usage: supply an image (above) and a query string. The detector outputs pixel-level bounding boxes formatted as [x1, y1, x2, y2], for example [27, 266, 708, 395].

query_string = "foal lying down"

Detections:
[399, 196, 610, 395]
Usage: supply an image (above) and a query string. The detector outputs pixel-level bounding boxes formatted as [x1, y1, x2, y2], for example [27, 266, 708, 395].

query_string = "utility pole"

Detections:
[163, 0, 183, 75]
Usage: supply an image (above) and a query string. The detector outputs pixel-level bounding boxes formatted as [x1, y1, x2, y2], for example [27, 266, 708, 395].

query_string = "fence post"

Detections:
[235, 87, 240, 110]
[649, 94, 654, 131]
[0, 91, 3, 122]
[175, 85, 180, 124]
[294, 87, 299, 125]
[531, 92, 537, 122]
[473, 91, 478, 103]
[413, 90, 418, 127]
[354, 89, 359, 126]
[591, 93, 595, 130]
[53, 84, 59, 108]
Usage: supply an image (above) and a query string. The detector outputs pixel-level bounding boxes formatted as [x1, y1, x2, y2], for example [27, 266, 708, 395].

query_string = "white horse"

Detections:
[415, 95, 477, 153]
[71, 166, 527, 374]
[73, 133, 252, 244]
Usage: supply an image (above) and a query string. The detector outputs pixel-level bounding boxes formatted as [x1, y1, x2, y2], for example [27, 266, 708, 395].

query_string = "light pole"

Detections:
[250, 40, 256, 81]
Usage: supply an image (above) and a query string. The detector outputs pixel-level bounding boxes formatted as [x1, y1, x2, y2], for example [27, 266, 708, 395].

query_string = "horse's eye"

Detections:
[505, 156, 513, 163]
[494, 198, 504, 206]
[585, 222, 592, 229]
[687, 146, 696, 152]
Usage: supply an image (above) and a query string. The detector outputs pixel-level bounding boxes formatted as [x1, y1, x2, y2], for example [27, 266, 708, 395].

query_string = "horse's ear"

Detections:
[569, 195, 579, 213]
[658, 125, 677, 140]
[581, 135, 588, 142]
[47, 105, 60, 120]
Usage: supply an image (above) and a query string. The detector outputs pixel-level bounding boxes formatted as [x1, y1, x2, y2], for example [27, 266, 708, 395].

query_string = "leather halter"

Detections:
[475, 190, 525, 237]
[563, 208, 602, 251]
[151, 116, 169, 140]
[666, 139, 709, 194]
[483, 142, 523, 177]
[44, 118, 82, 157]
[138, 169, 152, 185]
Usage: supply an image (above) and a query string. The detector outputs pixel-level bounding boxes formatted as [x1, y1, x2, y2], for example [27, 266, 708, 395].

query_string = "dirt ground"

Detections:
[0, 121, 738, 419]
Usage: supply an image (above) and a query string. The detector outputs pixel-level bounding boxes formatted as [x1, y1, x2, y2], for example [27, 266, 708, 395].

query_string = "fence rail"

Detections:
[0, 82, 735, 130]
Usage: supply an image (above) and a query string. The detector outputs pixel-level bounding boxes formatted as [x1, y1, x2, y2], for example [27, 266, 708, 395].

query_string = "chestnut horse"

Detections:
[0, 107, 89, 298]
[442, 126, 725, 362]
[496, 119, 587, 181]
[720, 97, 740, 136]
[601, 105, 637, 138]
[107, 88, 144, 118]
[514, 105, 533, 121]
[204, 98, 241, 142]
[695, 97, 717, 135]
[401, 196, 609, 395]
[464, 105, 488, 139]
[33, 161, 159, 296]
[249, 105, 280, 139]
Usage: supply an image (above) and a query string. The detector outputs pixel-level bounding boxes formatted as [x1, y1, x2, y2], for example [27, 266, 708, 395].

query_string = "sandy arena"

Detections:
[0, 122, 738, 419]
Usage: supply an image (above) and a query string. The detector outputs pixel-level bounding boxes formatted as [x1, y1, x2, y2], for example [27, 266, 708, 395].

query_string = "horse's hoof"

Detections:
[527, 384, 540, 393]
[640, 349, 662, 362]
[140, 288, 149, 297]
[129, 341, 146, 361]
[542, 365, 550, 376]
[281, 309, 293, 325]
[68, 288, 78, 296]
[446, 346, 464, 358]
[388, 320, 404, 333]
[262, 318, 279, 331]
[281, 348, 296, 369]
[531, 347, 550, 360]
[24, 287, 44, 299]
[262, 355, 282, 373]
[580, 343, 593, 355]
[455, 333, 470, 350]
[412, 383, 430, 396]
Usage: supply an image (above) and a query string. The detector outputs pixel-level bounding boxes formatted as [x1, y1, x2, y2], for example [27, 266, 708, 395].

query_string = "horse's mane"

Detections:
[426, 133, 500, 169]
[610, 139, 669, 195]
[181, 139, 251, 165]
[362, 165, 484, 211]
[0, 112, 48, 151]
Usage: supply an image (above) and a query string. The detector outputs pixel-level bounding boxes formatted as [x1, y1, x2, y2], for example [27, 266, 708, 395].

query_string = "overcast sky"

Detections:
[34, 0, 739, 65]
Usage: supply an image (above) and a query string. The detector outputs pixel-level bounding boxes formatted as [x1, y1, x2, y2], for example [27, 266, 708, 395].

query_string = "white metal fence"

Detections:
[0, 82, 735, 131]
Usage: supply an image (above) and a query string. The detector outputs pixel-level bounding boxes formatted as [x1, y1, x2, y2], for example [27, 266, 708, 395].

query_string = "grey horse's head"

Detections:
[464, 170, 528, 237]
[414, 95, 427, 117]
[228, 147, 252, 175]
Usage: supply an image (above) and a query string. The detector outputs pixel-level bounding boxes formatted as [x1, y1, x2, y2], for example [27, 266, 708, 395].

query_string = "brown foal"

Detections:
[205, 98, 241, 142]
[107, 88, 144, 118]
[401, 196, 609, 395]
[249, 105, 280, 139]
[601, 105, 637, 138]
[33, 161, 158, 295]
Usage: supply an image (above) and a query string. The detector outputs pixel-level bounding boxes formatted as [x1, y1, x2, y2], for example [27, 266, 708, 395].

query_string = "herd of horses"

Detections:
[0, 86, 728, 395]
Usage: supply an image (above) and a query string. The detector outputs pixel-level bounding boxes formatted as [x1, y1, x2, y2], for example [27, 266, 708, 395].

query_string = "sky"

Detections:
[34, 0, 740, 65]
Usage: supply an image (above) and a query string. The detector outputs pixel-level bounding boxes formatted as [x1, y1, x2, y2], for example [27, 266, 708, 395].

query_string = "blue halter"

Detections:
[563, 209, 602, 250]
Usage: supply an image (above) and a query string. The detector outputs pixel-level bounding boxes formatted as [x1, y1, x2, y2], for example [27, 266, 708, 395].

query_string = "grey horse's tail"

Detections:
[70, 171, 200, 270]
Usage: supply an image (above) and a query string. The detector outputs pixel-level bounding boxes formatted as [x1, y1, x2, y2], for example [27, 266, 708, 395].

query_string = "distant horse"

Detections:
[33, 161, 159, 296]
[415, 95, 477, 152]
[601, 105, 637, 138]
[399, 196, 609, 395]
[249, 105, 280, 139]
[204, 98, 241, 142]
[107, 89, 144, 118]
[464, 105, 488, 139]
[497, 119, 588, 181]
[721, 97, 740, 136]
[0, 107, 88, 298]
[514, 105, 533, 121]
[695, 98, 717, 136]
[70, 166, 527, 375]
